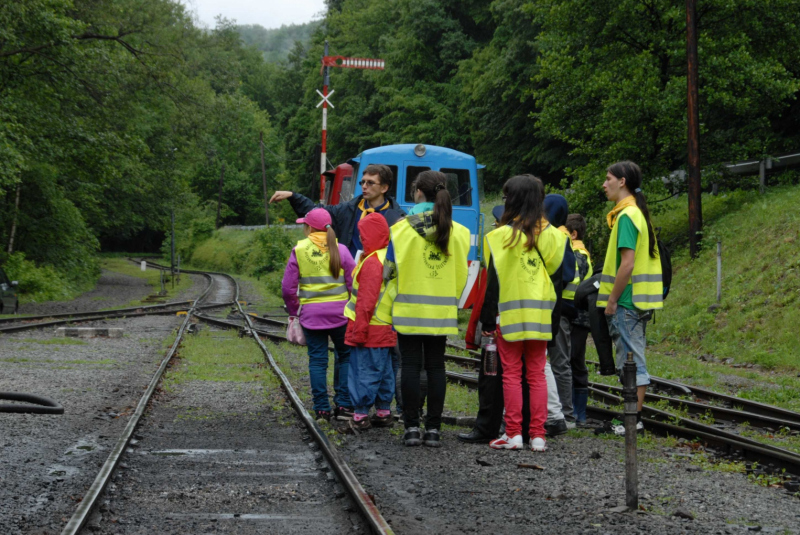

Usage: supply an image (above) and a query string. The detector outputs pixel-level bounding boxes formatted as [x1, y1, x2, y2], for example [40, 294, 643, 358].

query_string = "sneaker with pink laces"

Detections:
[489, 434, 523, 450]
[530, 437, 547, 452]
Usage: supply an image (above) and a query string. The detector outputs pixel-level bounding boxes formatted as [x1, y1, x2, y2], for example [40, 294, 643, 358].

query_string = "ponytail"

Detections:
[414, 170, 453, 256]
[607, 161, 657, 258]
[326, 226, 342, 278]
[634, 191, 657, 258]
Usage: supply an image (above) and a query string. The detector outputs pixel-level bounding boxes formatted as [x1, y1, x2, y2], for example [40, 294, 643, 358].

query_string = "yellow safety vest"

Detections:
[294, 238, 348, 305]
[484, 224, 562, 341]
[344, 248, 388, 325]
[388, 219, 470, 335]
[596, 206, 663, 310]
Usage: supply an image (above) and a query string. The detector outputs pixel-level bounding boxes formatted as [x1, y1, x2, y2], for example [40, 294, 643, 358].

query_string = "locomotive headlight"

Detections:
[414, 144, 426, 157]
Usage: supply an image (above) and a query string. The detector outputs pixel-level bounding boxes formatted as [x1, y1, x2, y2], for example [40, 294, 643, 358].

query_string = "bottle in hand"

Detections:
[482, 335, 498, 376]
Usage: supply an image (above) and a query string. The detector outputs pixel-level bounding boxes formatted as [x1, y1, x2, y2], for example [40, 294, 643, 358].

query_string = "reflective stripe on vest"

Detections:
[389, 220, 470, 335]
[343, 248, 388, 325]
[294, 238, 348, 305]
[485, 225, 558, 342]
[596, 205, 664, 310]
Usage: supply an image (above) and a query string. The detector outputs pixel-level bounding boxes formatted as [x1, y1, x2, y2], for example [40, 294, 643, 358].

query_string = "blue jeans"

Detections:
[348, 346, 395, 415]
[302, 325, 351, 412]
[608, 307, 651, 387]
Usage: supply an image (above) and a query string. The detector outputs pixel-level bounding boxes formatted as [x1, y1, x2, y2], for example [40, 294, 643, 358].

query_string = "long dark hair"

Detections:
[607, 161, 657, 258]
[326, 225, 342, 278]
[499, 174, 546, 252]
[414, 170, 452, 255]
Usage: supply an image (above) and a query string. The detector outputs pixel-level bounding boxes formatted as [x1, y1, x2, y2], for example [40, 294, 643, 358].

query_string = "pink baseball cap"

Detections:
[296, 208, 332, 230]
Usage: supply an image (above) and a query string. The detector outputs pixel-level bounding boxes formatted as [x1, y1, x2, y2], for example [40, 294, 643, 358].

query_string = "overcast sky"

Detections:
[182, 0, 327, 30]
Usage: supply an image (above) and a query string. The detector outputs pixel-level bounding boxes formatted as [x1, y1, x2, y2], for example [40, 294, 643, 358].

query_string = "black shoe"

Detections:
[423, 429, 441, 448]
[457, 429, 492, 444]
[315, 410, 331, 421]
[370, 413, 394, 428]
[334, 406, 354, 421]
[544, 419, 568, 437]
[403, 427, 422, 447]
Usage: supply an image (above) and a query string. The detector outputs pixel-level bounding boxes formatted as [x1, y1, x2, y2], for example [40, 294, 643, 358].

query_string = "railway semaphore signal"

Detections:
[317, 41, 385, 203]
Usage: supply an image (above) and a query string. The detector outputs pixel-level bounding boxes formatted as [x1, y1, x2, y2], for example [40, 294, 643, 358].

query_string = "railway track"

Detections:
[442, 356, 800, 475]
[208, 310, 800, 470]
[59, 269, 391, 535]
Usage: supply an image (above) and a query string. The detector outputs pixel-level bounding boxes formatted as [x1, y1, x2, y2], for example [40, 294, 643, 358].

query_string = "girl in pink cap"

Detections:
[282, 208, 357, 420]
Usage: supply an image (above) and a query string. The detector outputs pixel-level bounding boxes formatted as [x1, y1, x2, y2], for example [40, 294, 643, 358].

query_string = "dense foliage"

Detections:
[3, 0, 800, 299]
[0, 0, 286, 298]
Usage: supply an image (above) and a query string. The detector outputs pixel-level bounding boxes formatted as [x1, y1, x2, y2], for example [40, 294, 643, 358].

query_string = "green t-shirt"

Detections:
[615, 214, 638, 310]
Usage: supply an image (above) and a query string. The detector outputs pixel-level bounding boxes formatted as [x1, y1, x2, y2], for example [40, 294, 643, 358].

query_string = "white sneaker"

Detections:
[612, 421, 644, 436]
[530, 437, 547, 452]
[489, 434, 523, 450]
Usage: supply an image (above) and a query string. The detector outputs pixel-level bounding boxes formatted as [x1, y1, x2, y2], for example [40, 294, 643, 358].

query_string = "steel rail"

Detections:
[442, 367, 800, 473]
[0, 300, 195, 324]
[587, 359, 800, 424]
[586, 360, 692, 395]
[589, 382, 800, 431]
[59, 274, 220, 535]
[588, 387, 800, 472]
[587, 406, 800, 475]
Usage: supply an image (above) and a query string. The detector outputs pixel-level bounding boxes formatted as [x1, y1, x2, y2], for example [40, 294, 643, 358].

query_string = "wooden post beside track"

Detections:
[623, 352, 639, 510]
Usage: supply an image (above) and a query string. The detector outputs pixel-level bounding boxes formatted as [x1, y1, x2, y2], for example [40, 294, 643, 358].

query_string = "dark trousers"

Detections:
[570, 324, 590, 389]
[473, 348, 533, 442]
[588, 297, 616, 374]
[399, 334, 446, 430]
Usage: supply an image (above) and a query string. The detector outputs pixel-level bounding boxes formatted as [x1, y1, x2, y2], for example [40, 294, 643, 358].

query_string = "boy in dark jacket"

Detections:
[345, 213, 397, 429]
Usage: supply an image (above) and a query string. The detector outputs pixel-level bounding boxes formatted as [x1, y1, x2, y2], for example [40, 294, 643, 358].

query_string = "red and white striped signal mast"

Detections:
[317, 41, 385, 202]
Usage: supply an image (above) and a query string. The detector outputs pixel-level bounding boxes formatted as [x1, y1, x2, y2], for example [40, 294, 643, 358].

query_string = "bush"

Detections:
[1, 252, 90, 303]
[251, 226, 294, 275]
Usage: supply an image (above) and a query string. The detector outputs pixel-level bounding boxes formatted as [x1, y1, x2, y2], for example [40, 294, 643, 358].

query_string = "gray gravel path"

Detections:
[18, 269, 203, 316]
[0, 315, 185, 535]
[339, 426, 800, 534]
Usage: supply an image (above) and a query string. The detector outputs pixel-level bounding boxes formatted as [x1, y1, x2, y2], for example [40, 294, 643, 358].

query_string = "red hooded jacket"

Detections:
[345, 213, 397, 348]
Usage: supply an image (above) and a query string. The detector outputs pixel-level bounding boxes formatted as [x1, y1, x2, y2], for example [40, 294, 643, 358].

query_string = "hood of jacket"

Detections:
[544, 194, 568, 228]
[358, 212, 390, 256]
[404, 211, 439, 241]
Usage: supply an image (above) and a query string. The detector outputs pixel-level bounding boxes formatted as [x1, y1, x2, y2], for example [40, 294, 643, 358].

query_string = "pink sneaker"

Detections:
[489, 434, 523, 450]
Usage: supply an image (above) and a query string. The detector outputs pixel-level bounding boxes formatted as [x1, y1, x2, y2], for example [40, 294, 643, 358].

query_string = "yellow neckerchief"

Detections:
[572, 239, 589, 256]
[606, 195, 637, 229]
[558, 225, 571, 239]
[307, 231, 328, 252]
[358, 198, 390, 220]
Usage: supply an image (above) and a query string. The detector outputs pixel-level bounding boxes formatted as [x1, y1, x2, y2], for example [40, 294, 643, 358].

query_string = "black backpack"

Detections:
[657, 238, 672, 300]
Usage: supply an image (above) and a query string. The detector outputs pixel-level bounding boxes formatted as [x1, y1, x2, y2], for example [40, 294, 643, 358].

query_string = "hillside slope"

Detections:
[648, 185, 800, 371]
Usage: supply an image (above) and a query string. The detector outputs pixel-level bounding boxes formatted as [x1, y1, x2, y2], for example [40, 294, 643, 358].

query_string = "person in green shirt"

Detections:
[602, 160, 661, 436]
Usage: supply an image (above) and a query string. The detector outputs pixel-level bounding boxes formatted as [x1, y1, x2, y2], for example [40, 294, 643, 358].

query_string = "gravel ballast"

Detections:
[0, 315, 184, 534]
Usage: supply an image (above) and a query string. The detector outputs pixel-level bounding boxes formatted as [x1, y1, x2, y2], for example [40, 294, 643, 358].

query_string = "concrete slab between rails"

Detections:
[56, 327, 123, 338]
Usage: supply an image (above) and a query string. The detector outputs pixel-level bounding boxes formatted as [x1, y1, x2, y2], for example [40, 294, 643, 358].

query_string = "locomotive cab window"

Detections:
[404, 166, 431, 202]
[441, 168, 471, 206]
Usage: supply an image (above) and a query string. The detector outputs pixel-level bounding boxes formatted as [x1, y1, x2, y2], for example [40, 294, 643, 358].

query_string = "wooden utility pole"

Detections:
[687, 0, 703, 258]
[7, 183, 21, 254]
[260, 132, 269, 226]
[216, 164, 225, 229]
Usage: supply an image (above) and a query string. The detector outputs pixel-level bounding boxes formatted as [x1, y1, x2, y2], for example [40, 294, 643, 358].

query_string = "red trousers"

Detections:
[497, 332, 547, 439]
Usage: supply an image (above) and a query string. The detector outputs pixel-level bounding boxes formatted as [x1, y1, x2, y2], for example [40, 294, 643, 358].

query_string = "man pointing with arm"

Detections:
[270, 164, 406, 258]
